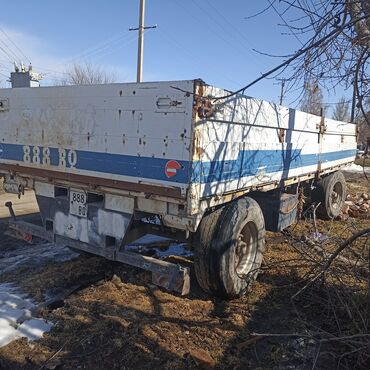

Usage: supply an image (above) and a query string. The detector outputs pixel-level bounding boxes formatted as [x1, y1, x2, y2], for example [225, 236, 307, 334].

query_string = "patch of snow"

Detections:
[343, 163, 370, 173]
[0, 306, 31, 323]
[308, 232, 329, 242]
[0, 283, 52, 348]
[0, 318, 20, 347]
[126, 242, 193, 258]
[0, 239, 76, 347]
[0, 287, 34, 310]
[18, 318, 52, 341]
[125, 234, 192, 258]
[155, 244, 193, 258]
[0, 242, 79, 275]
[129, 234, 173, 245]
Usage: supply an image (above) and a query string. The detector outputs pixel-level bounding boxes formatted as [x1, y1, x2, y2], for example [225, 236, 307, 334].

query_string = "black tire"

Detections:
[313, 171, 346, 219]
[194, 197, 265, 299]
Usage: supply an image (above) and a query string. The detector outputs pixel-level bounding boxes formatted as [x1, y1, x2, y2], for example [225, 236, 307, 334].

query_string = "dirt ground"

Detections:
[0, 172, 369, 370]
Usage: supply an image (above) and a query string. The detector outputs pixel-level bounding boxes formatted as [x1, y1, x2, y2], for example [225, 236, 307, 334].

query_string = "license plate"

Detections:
[70, 190, 87, 218]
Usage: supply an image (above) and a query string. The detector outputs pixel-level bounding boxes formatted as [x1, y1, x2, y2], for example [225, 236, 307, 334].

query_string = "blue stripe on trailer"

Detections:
[0, 143, 190, 184]
[191, 149, 356, 183]
[0, 143, 356, 185]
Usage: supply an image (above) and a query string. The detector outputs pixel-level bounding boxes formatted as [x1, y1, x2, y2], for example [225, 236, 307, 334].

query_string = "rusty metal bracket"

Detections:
[6, 219, 191, 296]
[8, 220, 53, 243]
[5, 201, 16, 221]
[278, 128, 286, 143]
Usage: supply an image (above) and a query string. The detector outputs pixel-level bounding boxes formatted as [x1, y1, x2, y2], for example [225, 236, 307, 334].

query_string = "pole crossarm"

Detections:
[129, 25, 157, 31]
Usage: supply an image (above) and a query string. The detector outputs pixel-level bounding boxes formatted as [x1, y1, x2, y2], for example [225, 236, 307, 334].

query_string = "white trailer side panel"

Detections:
[190, 85, 357, 203]
[0, 81, 195, 198]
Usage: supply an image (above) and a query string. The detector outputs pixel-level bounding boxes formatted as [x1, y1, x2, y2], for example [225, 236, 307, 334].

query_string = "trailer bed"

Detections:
[0, 79, 357, 231]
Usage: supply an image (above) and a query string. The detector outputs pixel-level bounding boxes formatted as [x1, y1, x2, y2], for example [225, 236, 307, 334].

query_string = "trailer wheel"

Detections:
[194, 197, 265, 299]
[313, 171, 346, 219]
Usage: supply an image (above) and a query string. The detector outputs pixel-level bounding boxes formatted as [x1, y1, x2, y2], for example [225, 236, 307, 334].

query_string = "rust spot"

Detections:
[119, 90, 122, 96]
[278, 128, 285, 143]
[197, 100, 214, 119]
[118, 109, 122, 118]
[139, 138, 142, 145]
[197, 82, 205, 97]
[193, 82, 214, 119]
[196, 146, 205, 156]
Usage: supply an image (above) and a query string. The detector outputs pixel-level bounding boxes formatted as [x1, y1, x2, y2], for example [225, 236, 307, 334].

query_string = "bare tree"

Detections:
[220, 1, 369, 126]
[266, 0, 369, 124]
[61, 62, 116, 85]
[332, 97, 350, 122]
[300, 80, 325, 115]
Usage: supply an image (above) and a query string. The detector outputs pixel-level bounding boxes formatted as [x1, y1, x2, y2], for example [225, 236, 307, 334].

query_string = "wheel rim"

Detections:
[235, 221, 258, 277]
[331, 181, 343, 210]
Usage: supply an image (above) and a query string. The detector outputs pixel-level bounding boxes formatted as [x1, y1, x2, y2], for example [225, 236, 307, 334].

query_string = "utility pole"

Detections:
[129, 0, 157, 83]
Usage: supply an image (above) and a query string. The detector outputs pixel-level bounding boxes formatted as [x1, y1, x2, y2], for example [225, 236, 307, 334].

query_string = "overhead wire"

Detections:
[67, 31, 138, 63]
[213, 12, 369, 101]
[37, 29, 142, 81]
[174, 0, 255, 62]
[203, 0, 263, 56]
[30, 66, 69, 76]
[0, 33, 19, 62]
[158, 28, 241, 88]
[191, 0, 258, 60]
[33, 28, 151, 82]
[0, 27, 31, 64]
[84, 30, 144, 61]
[0, 43, 17, 63]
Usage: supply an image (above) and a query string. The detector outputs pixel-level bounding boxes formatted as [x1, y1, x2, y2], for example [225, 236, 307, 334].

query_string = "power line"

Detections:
[77, 33, 139, 61]
[213, 13, 362, 101]
[69, 32, 134, 62]
[30, 66, 69, 76]
[158, 28, 241, 88]
[0, 27, 31, 63]
[32, 31, 145, 81]
[190, 0, 252, 59]
[174, 0, 254, 62]
[0, 33, 19, 62]
[0, 43, 16, 63]
[204, 0, 261, 55]
[28, 31, 139, 80]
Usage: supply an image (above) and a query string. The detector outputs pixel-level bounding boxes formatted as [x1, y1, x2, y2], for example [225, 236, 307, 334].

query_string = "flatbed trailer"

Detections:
[0, 79, 356, 297]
